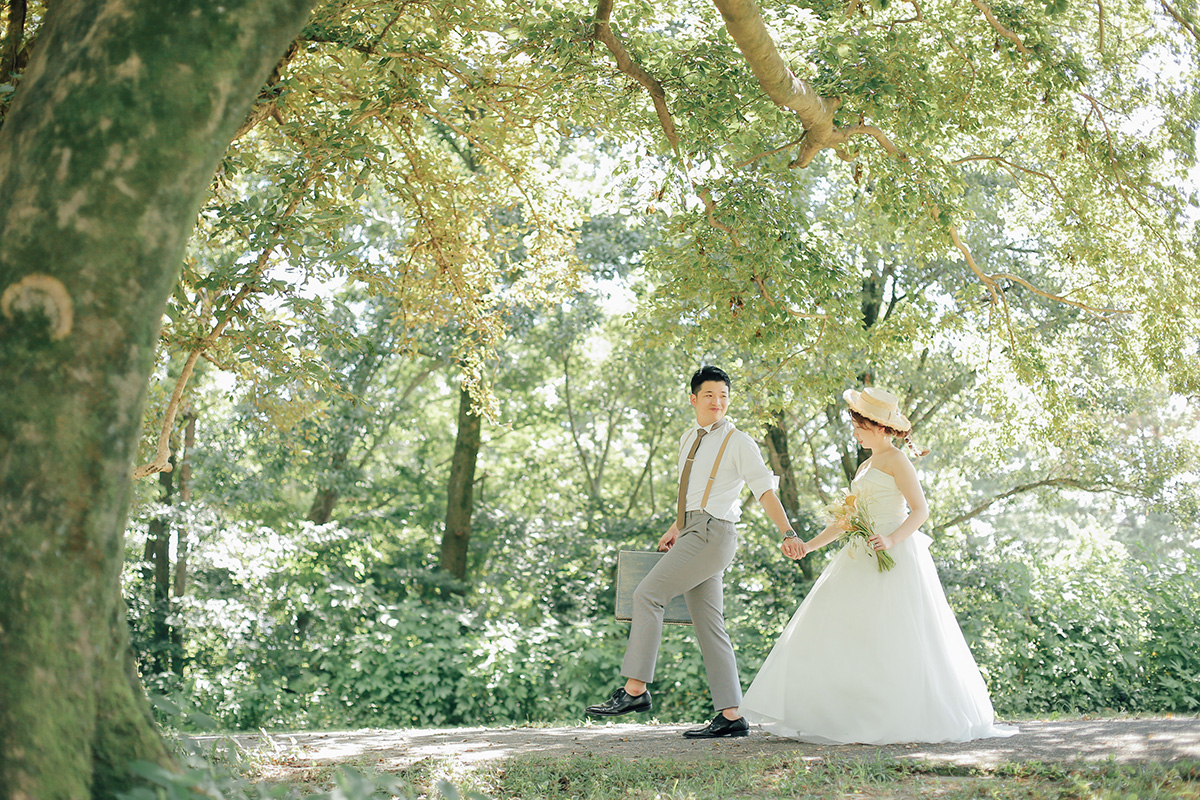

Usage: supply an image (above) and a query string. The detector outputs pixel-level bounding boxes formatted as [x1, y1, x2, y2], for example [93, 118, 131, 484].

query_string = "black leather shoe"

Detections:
[682, 713, 750, 739]
[586, 687, 653, 716]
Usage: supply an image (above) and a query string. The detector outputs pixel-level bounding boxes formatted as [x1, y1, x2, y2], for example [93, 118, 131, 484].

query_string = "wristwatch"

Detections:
[783, 529, 799, 539]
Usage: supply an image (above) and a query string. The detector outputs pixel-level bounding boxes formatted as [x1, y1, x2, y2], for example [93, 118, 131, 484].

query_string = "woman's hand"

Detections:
[868, 534, 894, 551]
[781, 537, 807, 560]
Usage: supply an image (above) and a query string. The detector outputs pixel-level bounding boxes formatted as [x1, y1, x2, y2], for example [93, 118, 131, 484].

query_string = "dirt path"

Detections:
[191, 716, 1200, 775]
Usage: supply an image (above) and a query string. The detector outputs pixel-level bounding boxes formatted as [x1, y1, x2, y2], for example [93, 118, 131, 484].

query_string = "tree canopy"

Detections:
[6, 0, 1193, 460]
[1, 0, 1198, 795]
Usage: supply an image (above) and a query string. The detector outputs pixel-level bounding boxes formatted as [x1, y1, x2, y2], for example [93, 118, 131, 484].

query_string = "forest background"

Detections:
[1, 0, 1200, 793]
[119, 0, 1200, 729]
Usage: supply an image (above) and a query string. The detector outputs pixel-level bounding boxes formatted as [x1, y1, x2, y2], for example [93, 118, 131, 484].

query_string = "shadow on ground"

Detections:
[189, 717, 1200, 773]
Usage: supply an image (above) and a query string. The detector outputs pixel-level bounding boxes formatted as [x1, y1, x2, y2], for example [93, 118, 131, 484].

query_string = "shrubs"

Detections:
[937, 523, 1200, 715]
[125, 514, 1200, 732]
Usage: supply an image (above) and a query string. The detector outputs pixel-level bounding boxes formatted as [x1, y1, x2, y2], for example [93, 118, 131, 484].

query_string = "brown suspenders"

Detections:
[679, 425, 737, 509]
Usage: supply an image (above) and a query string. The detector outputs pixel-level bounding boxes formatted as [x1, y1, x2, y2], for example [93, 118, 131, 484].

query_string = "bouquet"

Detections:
[821, 493, 895, 572]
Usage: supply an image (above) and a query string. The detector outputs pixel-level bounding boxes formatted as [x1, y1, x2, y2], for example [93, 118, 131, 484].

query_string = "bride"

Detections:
[741, 387, 1017, 744]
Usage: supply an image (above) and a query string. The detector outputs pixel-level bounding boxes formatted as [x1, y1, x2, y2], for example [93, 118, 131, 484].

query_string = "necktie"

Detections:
[676, 425, 710, 529]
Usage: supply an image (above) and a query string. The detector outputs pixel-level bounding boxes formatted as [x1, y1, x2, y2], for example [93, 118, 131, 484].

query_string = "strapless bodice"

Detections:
[850, 467, 908, 536]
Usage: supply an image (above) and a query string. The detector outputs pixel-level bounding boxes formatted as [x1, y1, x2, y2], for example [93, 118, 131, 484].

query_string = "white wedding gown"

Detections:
[742, 467, 1018, 744]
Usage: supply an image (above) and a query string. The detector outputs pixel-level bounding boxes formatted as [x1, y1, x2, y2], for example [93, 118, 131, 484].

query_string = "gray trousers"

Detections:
[621, 510, 742, 711]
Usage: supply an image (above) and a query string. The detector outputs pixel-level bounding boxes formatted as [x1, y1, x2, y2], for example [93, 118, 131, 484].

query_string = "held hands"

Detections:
[781, 536, 808, 560]
[869, 534, 894, 551]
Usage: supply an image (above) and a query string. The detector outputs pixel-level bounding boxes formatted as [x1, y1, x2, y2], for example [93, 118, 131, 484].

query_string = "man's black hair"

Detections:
[690, 366, 731, 394]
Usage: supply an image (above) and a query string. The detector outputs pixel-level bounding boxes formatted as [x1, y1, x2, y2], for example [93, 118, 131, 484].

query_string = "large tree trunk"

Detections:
[440, 387, 482, 582]
[144, 459, 176, 675]
[0, 1, 315, 797]
[171, 412, 195, 678]
[174, 412, 196, 598]
[0, 0, 29, 87]
[762, 414, 813, 580]
[307, 484, 342, 524]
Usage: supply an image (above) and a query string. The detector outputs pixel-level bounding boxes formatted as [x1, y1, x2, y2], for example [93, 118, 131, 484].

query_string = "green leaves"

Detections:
[116, 0, 1200, 739]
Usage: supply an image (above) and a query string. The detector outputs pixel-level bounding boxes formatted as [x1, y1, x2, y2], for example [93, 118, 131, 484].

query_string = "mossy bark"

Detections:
[0, 1, 315, 797]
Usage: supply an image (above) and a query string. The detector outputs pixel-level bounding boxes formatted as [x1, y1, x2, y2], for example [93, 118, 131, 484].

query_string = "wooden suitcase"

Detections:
[615, 550, 693, 626]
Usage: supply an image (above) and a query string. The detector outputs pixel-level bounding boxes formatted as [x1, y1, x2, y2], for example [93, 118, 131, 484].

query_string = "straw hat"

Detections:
[842, 387, 912, 433]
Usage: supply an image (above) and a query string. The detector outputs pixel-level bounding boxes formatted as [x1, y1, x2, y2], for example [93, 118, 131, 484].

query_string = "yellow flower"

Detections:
[822, 491, 895, 572]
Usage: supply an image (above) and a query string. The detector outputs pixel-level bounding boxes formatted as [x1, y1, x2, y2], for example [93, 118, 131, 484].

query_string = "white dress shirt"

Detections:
[677, 418, 778, 523]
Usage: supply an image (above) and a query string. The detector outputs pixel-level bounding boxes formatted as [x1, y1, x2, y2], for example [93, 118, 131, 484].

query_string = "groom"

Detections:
[586, 366, 806, 738]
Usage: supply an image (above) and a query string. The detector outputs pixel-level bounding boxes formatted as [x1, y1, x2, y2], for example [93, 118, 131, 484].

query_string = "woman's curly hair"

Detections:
[849, 409, 930, 457]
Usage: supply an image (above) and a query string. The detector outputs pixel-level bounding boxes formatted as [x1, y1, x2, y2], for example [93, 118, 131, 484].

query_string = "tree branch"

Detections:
[934, 476, 1140, 532]
[889, 0, 925, 27]
[1076, 91, 1165, 250]
[989, 271, 1132, 316]
[951, 155, 1066, 201]
[592, 0, 754, 242]
[562, 354, 600, 503]
[625, 423, 662, 516]
[710, 0, 916, 171]
[956, 26, 1166, 256]
[231, 40, 300, 141]
[947, 220, 1127, 323]
[732, 137, 803, 169]
[947, 222, 1000, 308]
[711, 0, 841, 168]
[593, 394, 621, 495]
[967, 0, 1032, 54]
[756, 318, 829, 385]
[356, 362, 439, 471]
[593, 0, 680, 154]
[133, 175, 314, 479]
[1160, 0, 1200, 42]
[698, 186, 741, 244]
[802, 425, 832, 506]
[418, 105, 551, 229]
[907, 369, 975, 430]
[948, 221, 1018, 351]
[830, 124, 905, 160]
[709, 0, 1140, 331]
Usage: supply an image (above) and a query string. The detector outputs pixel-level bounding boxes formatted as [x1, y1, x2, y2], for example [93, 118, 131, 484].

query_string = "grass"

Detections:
[237, 750, 1200, 799]
[473, 756, 1200, 800]
[177, 714, 1200, 799]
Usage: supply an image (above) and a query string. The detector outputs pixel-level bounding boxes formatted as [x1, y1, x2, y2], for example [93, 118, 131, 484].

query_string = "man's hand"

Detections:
[657, 528, 678, 552]
[781, 537, 808, 560]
